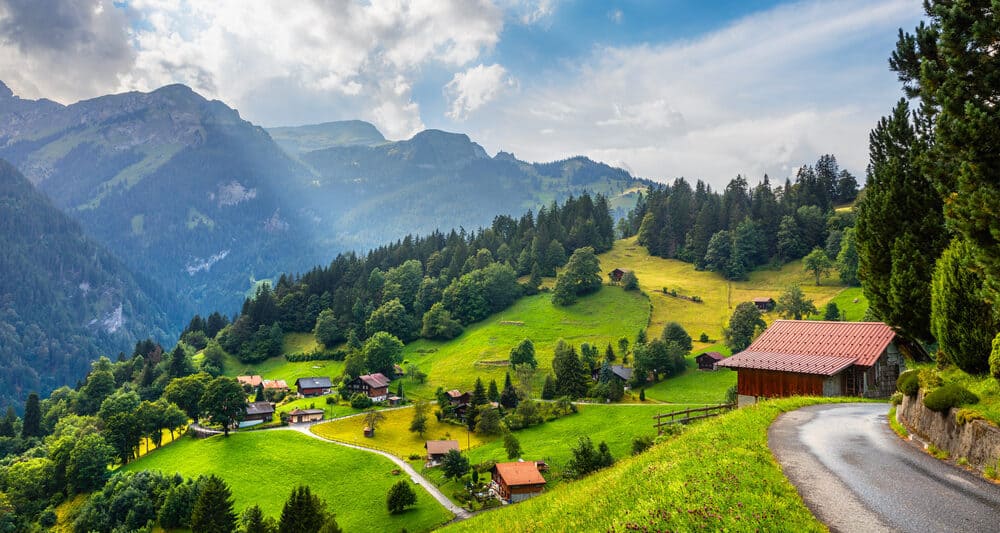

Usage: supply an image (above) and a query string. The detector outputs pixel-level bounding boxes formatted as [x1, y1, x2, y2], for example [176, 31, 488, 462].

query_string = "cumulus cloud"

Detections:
[0, 0, 134, 101]
[466, 0, 922, 187]
[445, 63, 516, 120]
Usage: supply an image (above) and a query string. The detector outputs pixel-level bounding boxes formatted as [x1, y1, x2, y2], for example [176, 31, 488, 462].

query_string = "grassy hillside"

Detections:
[598, 237, 859, 341]
[401, 287, 650, 399]
[445, 397, 859, 532]
[122, 430, 452, 532]
[312, 407, 491, 458]
[643, 346, 737, 404]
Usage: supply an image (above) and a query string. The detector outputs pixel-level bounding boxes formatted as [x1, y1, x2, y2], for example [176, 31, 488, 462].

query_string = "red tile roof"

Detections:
[494, 461, 546, 486]
[237, 375, 263, 387]
[263, 379, 288, 389]
[716, 320, 896, 375]
[359, 373, 389, 388]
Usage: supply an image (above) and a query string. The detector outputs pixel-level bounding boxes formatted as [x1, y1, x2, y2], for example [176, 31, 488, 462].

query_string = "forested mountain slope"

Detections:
[0, 161, 174, 410]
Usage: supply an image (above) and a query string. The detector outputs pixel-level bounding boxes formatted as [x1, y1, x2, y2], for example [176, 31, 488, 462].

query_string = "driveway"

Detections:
[769, 403, 1000, 533]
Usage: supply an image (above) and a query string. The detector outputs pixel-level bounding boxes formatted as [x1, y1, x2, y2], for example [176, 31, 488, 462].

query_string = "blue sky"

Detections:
[0, 0, 924, 187]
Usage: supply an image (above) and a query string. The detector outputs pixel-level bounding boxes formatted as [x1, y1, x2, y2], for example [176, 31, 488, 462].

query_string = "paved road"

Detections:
[769, 403, 1000, 533]
[274, 419, 472, 521]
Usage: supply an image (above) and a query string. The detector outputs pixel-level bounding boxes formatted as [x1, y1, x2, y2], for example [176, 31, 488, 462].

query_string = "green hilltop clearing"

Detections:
[122, 430, 453, 532]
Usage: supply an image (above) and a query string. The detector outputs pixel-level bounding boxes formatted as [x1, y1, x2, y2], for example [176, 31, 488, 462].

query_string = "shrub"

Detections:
[986, 463, 999, 480]
[325, 396, 336, 405]
[408, 453, 422, 461]
[890, 392, 903, 406]
[896, 370, 920, 396]
[990, 332, 1000, 380]
[919, 368, 943, 389]
[631, 435, 654, 455]
[955, 408, 985, 426]
[922, 384, 978, 413]
[286, 349, 349, 362]
[350, 394, 373, 409]
[699, 332, 709, 342]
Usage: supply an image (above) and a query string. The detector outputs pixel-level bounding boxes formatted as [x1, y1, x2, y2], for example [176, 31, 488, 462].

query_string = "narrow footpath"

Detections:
[271, 418, 472, 521]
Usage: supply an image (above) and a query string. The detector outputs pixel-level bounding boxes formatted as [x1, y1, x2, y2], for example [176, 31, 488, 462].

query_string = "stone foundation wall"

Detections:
[897, 391, 1000, 472]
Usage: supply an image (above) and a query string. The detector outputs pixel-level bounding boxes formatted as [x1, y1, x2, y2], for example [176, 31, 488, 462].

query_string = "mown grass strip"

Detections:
[446, 397, 859, 532]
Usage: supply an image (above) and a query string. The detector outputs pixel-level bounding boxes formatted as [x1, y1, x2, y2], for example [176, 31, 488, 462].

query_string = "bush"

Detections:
[285, 349, 348, 362]
[890, 392, 903, 406]
[386, 480, 417, 513]
[699, 332, 709, 343]
[350, 394, 373, 409]
[922, 384, 979, 413]
[990, 332, 1000, 380]
[631, 435, 653, 455]
[896, 370, 920, 396]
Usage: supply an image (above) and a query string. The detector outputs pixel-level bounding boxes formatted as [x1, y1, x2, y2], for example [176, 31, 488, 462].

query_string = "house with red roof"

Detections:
[345, 373, 390, 401]
[490, 461, 547, 503]
[716, 320, 908, 406]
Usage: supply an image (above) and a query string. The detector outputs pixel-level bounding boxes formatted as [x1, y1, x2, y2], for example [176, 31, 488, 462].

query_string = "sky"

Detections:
[0, 0, 924, 187]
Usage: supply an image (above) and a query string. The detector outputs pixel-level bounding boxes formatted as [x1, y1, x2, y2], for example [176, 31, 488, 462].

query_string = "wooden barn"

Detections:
[243, 401, 274, 425]
[608, 268, 633, 284]
[717, 321, 906, 406]
[695, 352, 725, 371]
[752, 297, 775, 312]
[345, 373, 390, 401]
[295, 377, 332, 397]
[490, 461, 546, 504]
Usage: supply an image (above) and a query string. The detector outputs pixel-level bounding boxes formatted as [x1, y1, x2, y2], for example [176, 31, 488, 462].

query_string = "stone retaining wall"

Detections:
[897, 391, 1000, 472]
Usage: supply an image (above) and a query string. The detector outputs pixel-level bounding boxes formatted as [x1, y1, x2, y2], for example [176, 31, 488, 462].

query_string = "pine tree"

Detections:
[472, 378, 488, 406]
[931, 238, 997, 374]
[279, 486, 326, 533]
[552, 340, 589, 399]
[856, 99, 946, 342]
[604, 343, 616, 362]
[541, 374, 556, 400]
[499, 373, 518, 409]
[190, 475, 237, 533]
[0, 406, 15, 437]
[241, 505, 277, 533]
[487, 379, 500, 403]
[21, 392, 40, 438]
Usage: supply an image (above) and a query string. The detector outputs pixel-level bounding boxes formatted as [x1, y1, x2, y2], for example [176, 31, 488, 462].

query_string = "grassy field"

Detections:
[274, 394, 358, 419]
[424, 403, 684, 490]
[283, 332, 322, 354]
[122, 430, 453, 532]
[400, 287, 650, 400]
[823, 286, 869, 321]
[642, 345, 736, 404]
[445, 397, 862, 532]
[220, 352, 345, 390]
[597, 237, 853, 342]
[311, 406, 491, 458]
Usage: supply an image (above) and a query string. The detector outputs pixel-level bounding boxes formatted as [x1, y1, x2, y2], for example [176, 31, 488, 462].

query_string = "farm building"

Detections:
[695, 352, 726, 370]
[608, 267, 633, 283]
[490, 461, 547, 504]
[446, 389, 472, 418]
[243, 402, 274, 425]
[592, 365, 633, 384]
[393, 364, 405, 378]
[345, 373, 390, 401]
[752, 297, 776, 311]
[717, 320, 907, 406]
[287, 408, 324, 424]
[425, 440, 460, 464]
[262, 379, 288, 391]
[237, 375, 263, 388]
[295, 377, 333, 397]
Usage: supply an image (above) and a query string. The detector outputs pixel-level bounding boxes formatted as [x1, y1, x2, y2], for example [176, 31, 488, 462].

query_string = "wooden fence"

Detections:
[653, 403, 736, 434]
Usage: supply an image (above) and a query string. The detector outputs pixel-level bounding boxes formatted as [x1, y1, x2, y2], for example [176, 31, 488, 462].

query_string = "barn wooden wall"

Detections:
[736, 368, 825, 397]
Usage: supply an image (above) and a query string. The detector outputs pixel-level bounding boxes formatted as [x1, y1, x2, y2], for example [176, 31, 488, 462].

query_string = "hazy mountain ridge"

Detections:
[0, 160, 175, 409]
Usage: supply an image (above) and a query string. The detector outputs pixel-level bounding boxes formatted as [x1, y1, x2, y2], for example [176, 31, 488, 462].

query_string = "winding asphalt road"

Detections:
[769, 403, 1000, 533]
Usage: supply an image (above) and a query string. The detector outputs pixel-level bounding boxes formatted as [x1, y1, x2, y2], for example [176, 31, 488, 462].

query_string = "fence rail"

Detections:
[652, 403, 736, 433]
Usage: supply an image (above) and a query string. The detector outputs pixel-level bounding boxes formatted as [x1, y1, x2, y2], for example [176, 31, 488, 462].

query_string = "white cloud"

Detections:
[608, 9, 623, 25]
[445, 63, 516, 120]
[465, 0, 923, 188]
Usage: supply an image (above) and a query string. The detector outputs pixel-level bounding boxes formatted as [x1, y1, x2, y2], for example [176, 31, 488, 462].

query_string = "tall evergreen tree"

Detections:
[279, 486, 327, 533]
[190, 475, 237, 533]
[499, 373, 518, 409]
[856, 99, 947, 342]
[21, 392, 40, 438]
[0, 406, 16, 437]
[471, 378, 488, 406]
[487, 379, 500, 403]
[552, 340, 589, 398]
[931, 238, 997, 374]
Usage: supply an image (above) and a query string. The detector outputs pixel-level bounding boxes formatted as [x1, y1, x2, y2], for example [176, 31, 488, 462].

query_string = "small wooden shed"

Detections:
[287, 408, 324, 424]
[695, 352, 725, 371]
[752, 297, 775, 311]
[425, 440, 460, 464]
[609, 268, 633, 283]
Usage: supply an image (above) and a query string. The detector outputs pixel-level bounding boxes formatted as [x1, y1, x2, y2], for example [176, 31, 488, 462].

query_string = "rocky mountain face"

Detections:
[0, 160, 174, 409]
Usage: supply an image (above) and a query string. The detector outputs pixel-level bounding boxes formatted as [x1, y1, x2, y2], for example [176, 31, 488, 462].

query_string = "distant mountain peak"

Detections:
[267, 120, 387, 155]
[0, 81, 12, 99]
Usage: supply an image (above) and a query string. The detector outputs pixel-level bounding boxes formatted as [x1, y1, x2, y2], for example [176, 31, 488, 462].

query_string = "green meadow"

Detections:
[642, 346, 737, 404]
[400, 287, 651, 400]
[122, 430, 453, 532]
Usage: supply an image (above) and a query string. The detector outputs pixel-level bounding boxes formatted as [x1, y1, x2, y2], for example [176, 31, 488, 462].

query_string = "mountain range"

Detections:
[0, 81, 651, 407]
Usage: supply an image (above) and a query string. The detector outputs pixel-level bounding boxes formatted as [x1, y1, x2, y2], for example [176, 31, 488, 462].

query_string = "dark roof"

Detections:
[753, 297, 775, 303]
[716, 321, 896, 375]
[425, 440, 460, 454]
[295, 377, 332, 389]
[610, 267, 633, 274]
[359, 373, 390, 388]
[696, 352, 725, 361]
[493, 462, 546, 486]
[610, 365, 632, 381]
[246, 402, 274, 416]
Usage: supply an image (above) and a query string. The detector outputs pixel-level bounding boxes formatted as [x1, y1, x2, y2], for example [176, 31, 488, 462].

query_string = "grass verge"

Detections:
[887, 406, 909, 438]
[445, 397, 858, 532]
